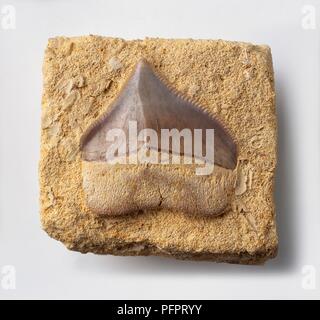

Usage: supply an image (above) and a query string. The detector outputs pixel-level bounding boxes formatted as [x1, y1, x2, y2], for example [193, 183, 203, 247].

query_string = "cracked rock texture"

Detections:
[40, 36, 277, 264]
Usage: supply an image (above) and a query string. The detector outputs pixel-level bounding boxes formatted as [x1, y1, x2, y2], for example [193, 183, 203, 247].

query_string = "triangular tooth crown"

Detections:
[81, 59, 237, 169]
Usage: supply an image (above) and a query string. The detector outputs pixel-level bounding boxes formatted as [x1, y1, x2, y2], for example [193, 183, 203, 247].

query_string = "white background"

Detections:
[0, 0, 319, 300]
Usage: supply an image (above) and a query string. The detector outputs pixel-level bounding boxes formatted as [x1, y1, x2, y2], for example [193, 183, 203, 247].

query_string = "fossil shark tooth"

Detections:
[81, 59, 237, 169]
[80, 59, 238, 217]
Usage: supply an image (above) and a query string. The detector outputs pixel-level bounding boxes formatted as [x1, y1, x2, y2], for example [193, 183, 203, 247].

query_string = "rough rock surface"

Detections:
[40, 36, 277, 264]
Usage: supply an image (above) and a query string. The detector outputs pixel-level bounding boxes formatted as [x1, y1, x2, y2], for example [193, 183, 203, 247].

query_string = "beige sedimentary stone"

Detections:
[39, 36, 277, 264]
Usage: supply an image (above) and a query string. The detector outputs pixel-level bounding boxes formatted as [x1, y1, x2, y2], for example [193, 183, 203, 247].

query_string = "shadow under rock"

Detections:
[271, 72, 299, 271]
